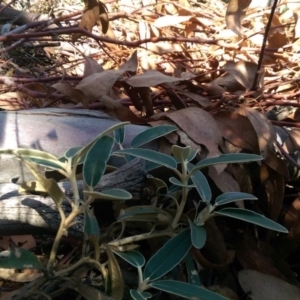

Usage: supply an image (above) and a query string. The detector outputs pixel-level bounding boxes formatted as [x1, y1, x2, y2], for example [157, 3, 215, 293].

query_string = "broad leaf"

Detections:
[193, 153, 263, 171]
[84, 189, 132, 201]
[131, 125, 177, 148]
[113, 250, 145, 268]
[215, 192, 257, 206]
[0, 247, 43, 270]
[215, 208, 288, 233]
[151, 280, 228, 299]
[188, 219, 206, 249]
[144, 229, 192, 281]
[83, 135, 114, 188]
[115, 149, 177, 170]
[74, 122, 128, 170]
[188, 163, 211, 202]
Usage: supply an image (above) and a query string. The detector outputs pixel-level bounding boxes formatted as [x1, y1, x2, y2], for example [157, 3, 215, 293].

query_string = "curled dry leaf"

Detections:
[237, 105, 277, 156]
[72, 0, 108, 43]
[226, 0, 252, 35]
[167, 107, 222, 158]
[223, 61, 264, 90]
[125, 70, 183, 88]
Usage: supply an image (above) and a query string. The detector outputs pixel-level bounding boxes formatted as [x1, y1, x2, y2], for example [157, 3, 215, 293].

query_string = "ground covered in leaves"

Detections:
[1, 0, 300, 299]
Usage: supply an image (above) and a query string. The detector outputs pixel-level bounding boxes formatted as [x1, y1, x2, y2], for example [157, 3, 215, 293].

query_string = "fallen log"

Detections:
[0, 108, 157, 183]
[0, 108, 159, 236]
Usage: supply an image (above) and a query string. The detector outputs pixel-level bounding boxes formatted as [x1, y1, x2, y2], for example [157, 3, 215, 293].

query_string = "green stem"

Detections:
[171, 162, 188, 229]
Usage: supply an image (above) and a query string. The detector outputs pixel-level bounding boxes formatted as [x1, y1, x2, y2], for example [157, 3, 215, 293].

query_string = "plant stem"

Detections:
[171, 162, 188, 229]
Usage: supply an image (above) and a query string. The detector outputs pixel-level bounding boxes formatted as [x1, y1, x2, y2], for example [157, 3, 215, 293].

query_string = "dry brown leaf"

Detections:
[238, 106, 276, 156]
[72, 0, 108, 43]
[125, 70, 183, 88]
[226, 0, 251, 35]
[119, 50, 138, 73]
[223, 61, 263, 90]
[167, 107, 222, 157]
[52, 82, 89, 107]
[100, 95, 144, 123]
[214, 111, 260, 154]
[0, 92, 25, 110]
[77, 70, 123, 102]
[208, 167, 240, 193]
[238, 270, 300, 300]
[83, 57, 104, 77]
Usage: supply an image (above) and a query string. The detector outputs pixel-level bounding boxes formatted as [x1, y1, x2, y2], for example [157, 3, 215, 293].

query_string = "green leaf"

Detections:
[113, 250, 145, 268]
[188, 163, 212, 202]
[215, 192, 257, 206]
[114, 126, 125, 144]
[185, 253, 201, 286]
[0, 247, 44, 270]
[169, 177, 195, 188]
[130, 125, 177, 148]
[21, 156, 65, 170]
[84, 189, 132, 201]
[172, 145, 191, 162]
[188, 219, 206, 249]
[193, 153, 263, 171]
[83, 136, 114, 188]
[215, 208, 288, 233]
[74, 122, 128, 170]
[64, 146, 82, 159]
[145, 161, 161, 172]
[84, 207, 100, 238]
[0, 148, 65, 171]
[115, 149, 177, 170]
[130, 290, 152, 300]
[151, 280, 228, 300]
[144, 229, 192, 281]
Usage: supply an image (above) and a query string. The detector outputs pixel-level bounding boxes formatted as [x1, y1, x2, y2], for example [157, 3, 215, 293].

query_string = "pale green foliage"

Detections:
[0, 123, 288, 299]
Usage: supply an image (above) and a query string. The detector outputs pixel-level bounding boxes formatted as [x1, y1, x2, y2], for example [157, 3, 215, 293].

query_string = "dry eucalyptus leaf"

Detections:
[223, 61, 263, 90]
[226, 0, 252, 35]
[83, 57, 104, 77]
[125, 70, 182, 88]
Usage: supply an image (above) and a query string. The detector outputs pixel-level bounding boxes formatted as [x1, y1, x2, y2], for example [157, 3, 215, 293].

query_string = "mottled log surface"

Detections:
[0, 108, 156, 182]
